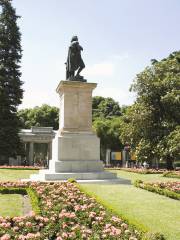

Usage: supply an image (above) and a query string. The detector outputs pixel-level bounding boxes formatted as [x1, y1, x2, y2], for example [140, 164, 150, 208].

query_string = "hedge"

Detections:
[134, 180, 180, 200]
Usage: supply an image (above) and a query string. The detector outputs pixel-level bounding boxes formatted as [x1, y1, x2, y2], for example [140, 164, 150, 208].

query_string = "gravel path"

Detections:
[22, 195, 32, 215]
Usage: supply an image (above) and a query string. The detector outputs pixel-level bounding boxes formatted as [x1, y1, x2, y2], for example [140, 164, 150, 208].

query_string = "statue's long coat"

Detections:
[66, 41, 85, 78]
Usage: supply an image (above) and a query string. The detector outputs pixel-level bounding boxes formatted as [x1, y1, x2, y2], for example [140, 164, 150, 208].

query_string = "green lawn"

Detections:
[81, 170, 180, 240]
[0, 168, 180, 239]
[0, 169, 38, 181]
[0, 194, 23, 217]
[0, 169, 36, 217]
[109, 169, 180, 183]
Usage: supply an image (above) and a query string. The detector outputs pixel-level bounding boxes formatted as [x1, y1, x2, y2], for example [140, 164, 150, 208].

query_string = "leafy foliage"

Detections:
[0, 0, 24, 159]
[92, 97, 124, 159]
[18, 104, 59, 130]
[134, 179, 180, 200]
[121, 51, 180, 169]
[163, 171, 180, 179]
[93, 117, 123, 159]
[92, 96, 122, 120]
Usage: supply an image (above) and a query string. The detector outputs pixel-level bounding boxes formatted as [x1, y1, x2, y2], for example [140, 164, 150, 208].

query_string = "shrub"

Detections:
[134, 180, 180, 200]
[163, 171, 180, 179]
[117, 168, 165, 174]
[142, 232, 165, 240]
[67, 178, 77, 183]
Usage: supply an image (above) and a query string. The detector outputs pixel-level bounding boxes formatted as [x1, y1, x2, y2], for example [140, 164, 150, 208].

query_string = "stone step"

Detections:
[30, 171, 117, 181]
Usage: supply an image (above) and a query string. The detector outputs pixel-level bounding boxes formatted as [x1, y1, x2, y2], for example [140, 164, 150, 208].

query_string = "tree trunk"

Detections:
[166, 155, 174, 170]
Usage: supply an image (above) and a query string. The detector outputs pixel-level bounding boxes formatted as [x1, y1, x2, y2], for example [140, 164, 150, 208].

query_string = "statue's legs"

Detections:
[68, 71, 75, 80]
[76, 65, 85, 77]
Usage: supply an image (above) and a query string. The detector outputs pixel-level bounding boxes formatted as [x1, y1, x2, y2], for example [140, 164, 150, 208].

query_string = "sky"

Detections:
[12, 0, 180, 109]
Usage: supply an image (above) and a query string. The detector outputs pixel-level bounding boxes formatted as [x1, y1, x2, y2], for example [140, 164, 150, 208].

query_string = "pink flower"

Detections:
[13, 226, 19, 231]
[18, 235, 26, 240]
[0, 234, 11, 240]
[89, 211, 96, 218]
[111, 216, 122, 223]
[121, 223, 128, 229]
[62, 232, 68, 238]
[25, 221, 32, 227]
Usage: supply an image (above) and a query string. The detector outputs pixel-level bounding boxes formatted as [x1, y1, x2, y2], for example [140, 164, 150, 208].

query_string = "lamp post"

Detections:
[124, 142, 131, 168]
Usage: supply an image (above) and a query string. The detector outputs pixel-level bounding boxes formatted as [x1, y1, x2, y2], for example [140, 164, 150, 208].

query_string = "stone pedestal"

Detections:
[30, 81, 117, 181]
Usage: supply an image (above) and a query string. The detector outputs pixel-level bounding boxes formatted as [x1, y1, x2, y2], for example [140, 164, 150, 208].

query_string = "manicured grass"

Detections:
[0, 194, 23, 216]
[1, 168, 179, 239]
[0, 169, 38, 181]
[81, 183, 180, 240]
[109, 169, 180, 183]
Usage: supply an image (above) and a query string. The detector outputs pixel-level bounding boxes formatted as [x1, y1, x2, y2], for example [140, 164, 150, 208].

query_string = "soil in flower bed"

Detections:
[0, 181, 141, 240]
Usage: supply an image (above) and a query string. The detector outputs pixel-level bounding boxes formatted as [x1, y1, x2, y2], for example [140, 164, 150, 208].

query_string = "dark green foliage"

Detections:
[0, 187, 27, 195]
[92, 97, 124, 159]
[92, 96, 121, 120]
[93, 117, 123, 159]
[18, 104, 59, 130]
[0, 0, 24, 158]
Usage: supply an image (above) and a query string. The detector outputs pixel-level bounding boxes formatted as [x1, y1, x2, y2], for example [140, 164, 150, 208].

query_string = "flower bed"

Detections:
[134, 180, 180, 200]
[163, 171, 180, 179]
[0, 181, 140, 240]
[109, 168, 165, 174]
[0, 166, 41, 170]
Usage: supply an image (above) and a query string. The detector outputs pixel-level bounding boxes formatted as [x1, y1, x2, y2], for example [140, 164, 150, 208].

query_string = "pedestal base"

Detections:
[30, 170, 116, 181]
[30, 132, 117, 181]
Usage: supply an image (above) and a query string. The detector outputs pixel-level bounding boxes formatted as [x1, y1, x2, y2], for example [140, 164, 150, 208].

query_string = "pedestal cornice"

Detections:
[56, 80, 97, 94]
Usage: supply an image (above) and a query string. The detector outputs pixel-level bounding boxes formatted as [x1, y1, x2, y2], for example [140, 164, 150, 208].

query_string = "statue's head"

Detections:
[71, 35, 78, 42]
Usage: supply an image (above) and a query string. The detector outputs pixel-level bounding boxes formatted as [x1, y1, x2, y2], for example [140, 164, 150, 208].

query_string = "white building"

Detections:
[0, 127, 56, 166]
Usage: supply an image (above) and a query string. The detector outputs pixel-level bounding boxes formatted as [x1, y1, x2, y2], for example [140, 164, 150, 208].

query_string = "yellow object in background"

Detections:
[131, 153, 136, 161]
[111, 152, 122, 160]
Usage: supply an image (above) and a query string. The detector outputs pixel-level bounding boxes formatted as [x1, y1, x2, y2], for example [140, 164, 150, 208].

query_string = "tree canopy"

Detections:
[0, 0, 23, 159]
[121, 51, 180, 169]
[18, 104, 59, 130]
[92, 96, 121, 120]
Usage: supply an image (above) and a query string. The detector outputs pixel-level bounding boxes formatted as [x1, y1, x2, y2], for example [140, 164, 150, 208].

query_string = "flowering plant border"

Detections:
[118, 168, 165, 174]
[163, 171, 180, 179]
[0, 181, 141, 240]
[0, 166, 41, 170]
[134, 180, 180, 200]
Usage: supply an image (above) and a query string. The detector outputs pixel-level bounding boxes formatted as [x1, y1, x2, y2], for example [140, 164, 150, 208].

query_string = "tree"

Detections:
[122, 51, 180, 169]
[18, 104, 59, 130]
[92, 96, 121, 120]
[92, 96, 123, 160]
[93, 117, 123, 160]
[0, 0, 23, 161]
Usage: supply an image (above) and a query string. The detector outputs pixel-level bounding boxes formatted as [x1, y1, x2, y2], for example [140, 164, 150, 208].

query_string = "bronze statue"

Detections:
[65, 36, 86, 81]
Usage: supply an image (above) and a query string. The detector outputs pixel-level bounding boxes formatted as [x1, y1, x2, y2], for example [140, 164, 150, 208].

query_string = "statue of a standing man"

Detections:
[65, 36, 86, 81]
